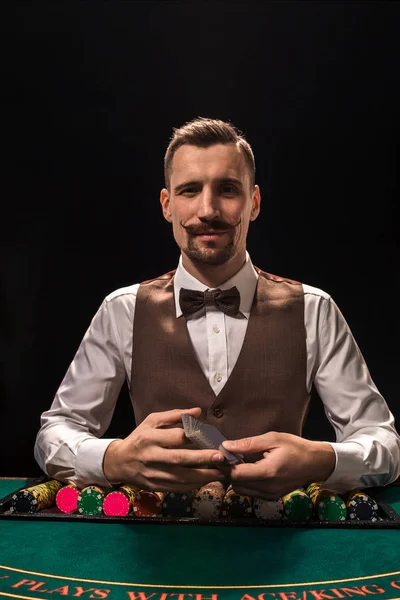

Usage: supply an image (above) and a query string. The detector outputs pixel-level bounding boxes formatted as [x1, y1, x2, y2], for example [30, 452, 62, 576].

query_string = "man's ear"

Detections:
[160, 188, 172, 222]
[250, 185, 261, 221]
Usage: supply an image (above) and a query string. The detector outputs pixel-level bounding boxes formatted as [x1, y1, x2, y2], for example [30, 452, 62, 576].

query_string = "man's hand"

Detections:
[222, 432, 336, 499]
[103, 407, 226, 491]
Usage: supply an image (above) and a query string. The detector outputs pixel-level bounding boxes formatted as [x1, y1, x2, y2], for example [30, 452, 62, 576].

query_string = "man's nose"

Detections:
[197, 189, 220, 220]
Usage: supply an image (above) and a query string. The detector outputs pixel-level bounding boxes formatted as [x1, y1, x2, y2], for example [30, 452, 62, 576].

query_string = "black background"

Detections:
[3, 1, 399, 476]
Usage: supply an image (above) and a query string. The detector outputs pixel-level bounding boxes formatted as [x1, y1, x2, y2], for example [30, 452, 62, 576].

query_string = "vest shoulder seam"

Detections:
[140, 269, 176, 286]
[255, 266, 302, 286]
[303, 283, 331, 300]
[105, 284, 139, 302]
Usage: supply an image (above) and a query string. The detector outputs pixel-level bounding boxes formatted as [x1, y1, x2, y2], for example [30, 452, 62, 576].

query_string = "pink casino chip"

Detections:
[103, 491, 130, 516]
[56, 485, 79, 513]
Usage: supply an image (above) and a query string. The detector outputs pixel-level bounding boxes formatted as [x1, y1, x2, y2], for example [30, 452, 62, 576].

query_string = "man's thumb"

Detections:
[222, 437, 260, 454]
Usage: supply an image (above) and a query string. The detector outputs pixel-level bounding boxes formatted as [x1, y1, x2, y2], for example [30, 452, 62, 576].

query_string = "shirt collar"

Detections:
[173, 252, 258, 319]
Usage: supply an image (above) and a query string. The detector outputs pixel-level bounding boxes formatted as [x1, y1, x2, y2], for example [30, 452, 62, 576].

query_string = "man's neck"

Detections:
[181, 251, 246, 288]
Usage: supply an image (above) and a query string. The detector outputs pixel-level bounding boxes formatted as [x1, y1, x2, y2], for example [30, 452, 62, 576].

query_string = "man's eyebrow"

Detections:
[218, 177, 243, 187]
[173, 177, 243, 194]
[173, 180, 202, 194]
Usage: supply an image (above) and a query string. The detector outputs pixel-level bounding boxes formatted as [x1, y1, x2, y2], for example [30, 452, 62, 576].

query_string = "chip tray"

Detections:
[1, 477, 399, 528]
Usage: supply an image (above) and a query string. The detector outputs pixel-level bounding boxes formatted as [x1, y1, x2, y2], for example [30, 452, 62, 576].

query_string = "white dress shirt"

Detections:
[34, 254, 400, 491]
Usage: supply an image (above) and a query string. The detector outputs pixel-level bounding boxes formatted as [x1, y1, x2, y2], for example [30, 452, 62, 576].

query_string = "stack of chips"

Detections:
[282, 488, 313, 521]
[162, 491, 195, 517]
[8, 476, 384, 526]
[56, 483, 80, 514]
[345, 489, 379, 521]
[10, 480, 63, 513]
[103, 484, 140, 516]
[253, 497, 285, 521]
[221, 485, 253, 518]
[78, 485, 106, 515]
[132, 490, 165, 517]
[192, 481, 225, 519]
[306, 482, 347, 521]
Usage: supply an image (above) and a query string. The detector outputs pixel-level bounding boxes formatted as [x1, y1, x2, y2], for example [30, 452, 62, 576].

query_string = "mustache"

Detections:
[180, 218, 241, 234]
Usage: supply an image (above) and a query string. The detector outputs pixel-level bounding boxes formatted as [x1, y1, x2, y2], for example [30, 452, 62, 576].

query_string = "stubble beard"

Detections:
[184, 233, 236, 266]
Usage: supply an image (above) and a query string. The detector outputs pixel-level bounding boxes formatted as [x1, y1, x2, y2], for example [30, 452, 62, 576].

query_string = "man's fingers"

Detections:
[228, 461, 269, 481]
[137, 466, 226, 490]
[158, 466, 226, 485]
[222, 433, 277, 455]
[148, 429, 225, 462]
[153, 446, 225, 466]
[186, 469, 227, 486]
[230, 485, 260, 497]
[152, 427, 187, 447]
[145, 407, 202, 428]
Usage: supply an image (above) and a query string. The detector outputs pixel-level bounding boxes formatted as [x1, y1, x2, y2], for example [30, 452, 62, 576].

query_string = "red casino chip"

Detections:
[56, 484, 80, 514]
[103, 491, 130, 517]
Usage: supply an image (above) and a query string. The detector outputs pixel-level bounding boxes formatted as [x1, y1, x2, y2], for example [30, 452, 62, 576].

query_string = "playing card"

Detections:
[181, 414, 244, 464]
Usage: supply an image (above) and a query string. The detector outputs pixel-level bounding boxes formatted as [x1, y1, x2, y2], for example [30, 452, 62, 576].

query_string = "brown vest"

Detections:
[130, 267, 310, 457]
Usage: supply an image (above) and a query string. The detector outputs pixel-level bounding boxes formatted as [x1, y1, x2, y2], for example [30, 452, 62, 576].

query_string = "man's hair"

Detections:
[164, 117, 255, 190]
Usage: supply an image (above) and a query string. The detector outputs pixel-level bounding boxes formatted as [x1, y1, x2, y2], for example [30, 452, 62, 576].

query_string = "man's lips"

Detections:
[192, 231, 229, 240]
[191, 230, 230, 236]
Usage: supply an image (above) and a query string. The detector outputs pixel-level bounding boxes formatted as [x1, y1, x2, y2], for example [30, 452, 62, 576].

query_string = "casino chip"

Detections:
[192, 482, 224, 519]
[10, 480, 63, 513]
[11, 491, 40, 513]
[103, 491, 130, 516]
[306, 482, 347, 521]
[78, 486, 105, 515]
[346, 491, 379, 521]
[253, 497, 285, 520]
[317, 495, 347, 521]
[56, 484, 80, 514]
[221, 486, 253, 518]
[163, 491, 194, 517]
[133, 491, 165, 517]
[282, 489, 313, 521]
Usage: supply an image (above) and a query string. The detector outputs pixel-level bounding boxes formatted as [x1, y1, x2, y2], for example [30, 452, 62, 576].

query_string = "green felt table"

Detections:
[1, 479, 400, 600]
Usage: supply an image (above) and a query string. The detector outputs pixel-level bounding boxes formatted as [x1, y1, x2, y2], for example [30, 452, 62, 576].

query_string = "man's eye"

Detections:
[221, 185, 236, 194]
[182, 188, 198, 195]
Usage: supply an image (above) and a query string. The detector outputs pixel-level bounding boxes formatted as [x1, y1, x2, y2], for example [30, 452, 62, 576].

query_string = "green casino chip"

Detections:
[282, 489, 313, 521]
[78, 486, 105, 515]
[317, 495, 347, 521]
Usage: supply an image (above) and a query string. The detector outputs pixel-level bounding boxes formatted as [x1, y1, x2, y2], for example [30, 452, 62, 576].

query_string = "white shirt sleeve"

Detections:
[34, 289, 136, 488]
[305, 290, 400, 491]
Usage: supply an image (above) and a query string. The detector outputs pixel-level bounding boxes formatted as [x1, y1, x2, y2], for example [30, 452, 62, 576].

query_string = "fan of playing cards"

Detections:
[181, 414, 244, 465]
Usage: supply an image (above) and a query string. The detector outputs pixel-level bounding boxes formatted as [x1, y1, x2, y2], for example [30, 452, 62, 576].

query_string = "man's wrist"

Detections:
[103, 439, 124, 484]
[311, 441, 336, 483]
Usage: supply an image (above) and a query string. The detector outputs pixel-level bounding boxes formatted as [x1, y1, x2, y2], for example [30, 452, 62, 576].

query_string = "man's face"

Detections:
[160, 143, 260, 269]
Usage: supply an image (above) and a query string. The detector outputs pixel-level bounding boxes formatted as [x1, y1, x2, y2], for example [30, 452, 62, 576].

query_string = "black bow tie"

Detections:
[179, 286, 241, 318]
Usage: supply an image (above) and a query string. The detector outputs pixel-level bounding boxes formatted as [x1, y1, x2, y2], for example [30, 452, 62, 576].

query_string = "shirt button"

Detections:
[213, 408, 223, 418]
[213, 326, 220, 334]
[215, 373, 222, 382]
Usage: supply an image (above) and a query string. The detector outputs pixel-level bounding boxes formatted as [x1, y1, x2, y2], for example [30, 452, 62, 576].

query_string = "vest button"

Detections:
[213, 408, 223, 418]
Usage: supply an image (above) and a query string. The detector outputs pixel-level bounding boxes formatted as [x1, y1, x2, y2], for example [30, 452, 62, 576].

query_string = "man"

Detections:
[34, 117, 400, 499]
